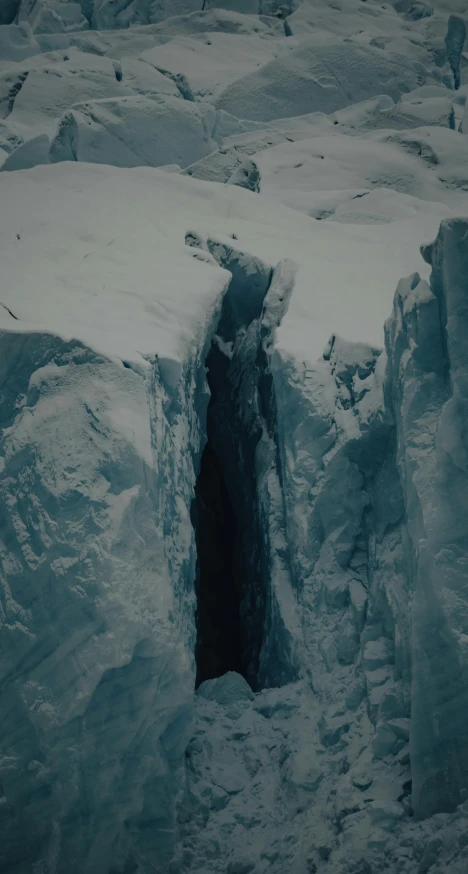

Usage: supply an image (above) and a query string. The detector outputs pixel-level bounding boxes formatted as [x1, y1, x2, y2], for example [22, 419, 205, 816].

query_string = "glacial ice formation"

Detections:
[445, 14, 466, 89]
[175, 214, 468, 874]
[2, 1, 468, 873]
[49, 94, 218, 168]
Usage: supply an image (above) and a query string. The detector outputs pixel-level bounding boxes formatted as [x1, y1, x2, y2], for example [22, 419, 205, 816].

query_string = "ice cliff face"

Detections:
[0, 187, 232, 872]
[394, 220, 468, 820]
[0, 329, 216, 873]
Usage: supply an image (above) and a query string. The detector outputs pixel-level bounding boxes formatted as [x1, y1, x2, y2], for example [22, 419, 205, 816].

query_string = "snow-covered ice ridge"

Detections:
[2, 1, 468, 873]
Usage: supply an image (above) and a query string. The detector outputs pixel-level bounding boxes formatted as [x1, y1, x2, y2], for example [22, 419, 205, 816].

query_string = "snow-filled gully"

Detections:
[187, 236, 298, 692]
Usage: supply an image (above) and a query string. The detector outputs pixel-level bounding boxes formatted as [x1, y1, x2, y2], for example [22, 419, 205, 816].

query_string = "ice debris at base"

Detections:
[2, 1, 468, 873]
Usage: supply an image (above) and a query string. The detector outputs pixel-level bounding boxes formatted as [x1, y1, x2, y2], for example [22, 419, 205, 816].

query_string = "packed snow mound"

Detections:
[139, 31, 279, 101]
[197, 670, 254, 704]
[0, 159, 452, 367]
[89, 0, 291, 29]
[2, 50, 132, 137]
[215, 41, 424, 122]
[0, 21, 41, 62]
[228, 124, 468, 219]
[49, 94, 217, 168]
[287, 0, 410, 39]
[92, 0, 200, 29]
[146, 7, 287, 38]
[357, 94, 456, 130]
[184, 109, 340, 183]
[0, 163, 236, 364]
[0, 130, 50, 169]
[17, 0, 90, 33]
[183, 96, 406, 184]
[382, 124, 468, 188]
[0, 11, 289, 168]
[108, 56, 181, 98]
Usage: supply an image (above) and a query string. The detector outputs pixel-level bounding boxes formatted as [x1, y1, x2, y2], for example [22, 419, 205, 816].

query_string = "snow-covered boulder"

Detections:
[215, 41, 424, 121]
[91, 0, 296, 28]
[117, 56, 181, 99]
[0, 131, 50, 170]
[0, 22, 40, 63]
[358, 95, 456, 130]
[226, 125, 463, 220]
[17, 0, 90, 33]
[149, 7, 286, 38]
[49, 94, 217, 168]
[92, 0, 200, 29]
[140, 31, 278, 101]
[5, 51, 132, 137]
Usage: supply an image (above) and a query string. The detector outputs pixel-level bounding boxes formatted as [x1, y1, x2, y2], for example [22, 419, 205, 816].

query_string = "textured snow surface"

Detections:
[2, 1, 468, 873]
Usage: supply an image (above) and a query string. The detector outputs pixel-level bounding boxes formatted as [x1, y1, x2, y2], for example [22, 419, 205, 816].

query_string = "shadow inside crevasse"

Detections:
[192, 435, 245, 688]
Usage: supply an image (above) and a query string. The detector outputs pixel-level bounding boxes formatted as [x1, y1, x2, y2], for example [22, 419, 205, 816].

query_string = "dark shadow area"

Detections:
[0, 0, 21, 25]
[193, 435, 245, 688]
[189, 245, 294, 692]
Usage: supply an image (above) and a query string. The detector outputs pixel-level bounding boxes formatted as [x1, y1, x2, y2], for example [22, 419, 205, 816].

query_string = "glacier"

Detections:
[1, 1, 468, 873]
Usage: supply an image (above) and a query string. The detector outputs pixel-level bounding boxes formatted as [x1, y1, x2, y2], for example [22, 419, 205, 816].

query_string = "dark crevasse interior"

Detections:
[193, 336, 264, 691]
[189, 238, 297, 693]
[192, 433, 245, 687]
[191, 246, 273, 691]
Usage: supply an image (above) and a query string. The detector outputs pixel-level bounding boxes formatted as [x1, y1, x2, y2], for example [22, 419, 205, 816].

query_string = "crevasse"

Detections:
[188, 234, 300, 691]
[173, 219, 468, 873]
[2, 221, 468, 874]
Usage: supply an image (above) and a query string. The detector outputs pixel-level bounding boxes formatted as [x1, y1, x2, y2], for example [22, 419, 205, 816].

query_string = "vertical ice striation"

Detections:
[386, 219, 468, 818]
[444, 14, 466, 91]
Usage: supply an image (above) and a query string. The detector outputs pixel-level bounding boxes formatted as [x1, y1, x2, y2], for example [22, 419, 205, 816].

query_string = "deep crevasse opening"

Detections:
[189, 236, 299, 692]
[193, 417, 245, 687]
